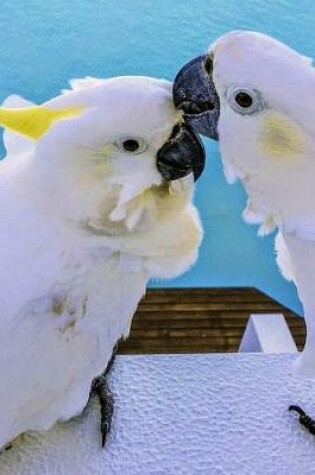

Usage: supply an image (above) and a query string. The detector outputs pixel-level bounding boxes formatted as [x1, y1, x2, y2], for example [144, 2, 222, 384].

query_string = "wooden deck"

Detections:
[118, 288, 305, 354]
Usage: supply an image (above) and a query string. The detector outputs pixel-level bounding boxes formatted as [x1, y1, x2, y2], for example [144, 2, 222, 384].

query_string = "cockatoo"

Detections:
[0, 75, 205, 450]
[173, 30, 315, 428]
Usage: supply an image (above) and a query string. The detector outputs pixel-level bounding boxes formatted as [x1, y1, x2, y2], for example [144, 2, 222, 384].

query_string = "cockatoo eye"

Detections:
[235, 92, 252, 108]
[227, 86, 264, 115]
[115, 137, 147, 154]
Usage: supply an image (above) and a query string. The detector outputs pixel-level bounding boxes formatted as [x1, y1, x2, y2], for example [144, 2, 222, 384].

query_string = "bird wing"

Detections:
[0, 234, 148, 448]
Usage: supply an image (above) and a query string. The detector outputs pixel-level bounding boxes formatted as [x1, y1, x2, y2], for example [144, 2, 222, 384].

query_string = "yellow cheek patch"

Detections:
[0, 105, 84, 140]
[260, 113, 304, 159]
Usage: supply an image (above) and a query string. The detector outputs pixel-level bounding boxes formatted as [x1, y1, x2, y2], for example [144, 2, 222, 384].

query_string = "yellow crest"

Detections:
[0, 105, 84, 140]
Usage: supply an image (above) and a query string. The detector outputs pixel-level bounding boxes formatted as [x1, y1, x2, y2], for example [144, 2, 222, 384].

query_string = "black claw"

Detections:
[92, 344, 118, 448]
[101, 421, 110, 448]
[289, 405, 315, 435]
[93, 375, 114, 448]
[289, 405, 306, 417]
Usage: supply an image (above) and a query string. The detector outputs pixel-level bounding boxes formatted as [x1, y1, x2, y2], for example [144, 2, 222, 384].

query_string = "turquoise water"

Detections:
[1, 0, 314, 313]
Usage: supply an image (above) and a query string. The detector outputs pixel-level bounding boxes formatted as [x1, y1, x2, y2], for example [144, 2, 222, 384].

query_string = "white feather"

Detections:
[211, 31, 315, 377]
[0, 76, 202, 448]
[61, 76, 107, 94]
[275, 231, 296, 282]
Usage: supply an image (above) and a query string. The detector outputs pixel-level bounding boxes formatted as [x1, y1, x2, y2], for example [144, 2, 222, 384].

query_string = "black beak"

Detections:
[157, 122, 205, 182]
[173, 54, 220, 140]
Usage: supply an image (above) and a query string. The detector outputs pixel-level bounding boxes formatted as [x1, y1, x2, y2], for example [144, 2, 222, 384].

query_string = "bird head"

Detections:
[173, 31, 315, 230]
[3, 76, 205, 234]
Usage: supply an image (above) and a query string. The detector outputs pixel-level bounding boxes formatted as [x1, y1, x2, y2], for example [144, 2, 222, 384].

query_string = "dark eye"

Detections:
[227, 86, 263, 115]
[234, 92, 253, 108]
[116, 137, 147, 154]
[122, 139, 140, 152]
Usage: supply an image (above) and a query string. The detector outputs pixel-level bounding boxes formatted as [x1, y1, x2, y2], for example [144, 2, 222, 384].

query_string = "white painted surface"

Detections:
[239, 314, 298, 353]
[1, 354, 315, 475]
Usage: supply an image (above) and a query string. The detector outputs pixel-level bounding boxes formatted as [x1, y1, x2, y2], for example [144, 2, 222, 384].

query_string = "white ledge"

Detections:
[1, 354, 315, 475]
[239, 313, 298, 353]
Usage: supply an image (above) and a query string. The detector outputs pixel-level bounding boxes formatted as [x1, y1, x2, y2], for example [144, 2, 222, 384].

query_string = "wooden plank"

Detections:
[130, 319, 251, 330]
[119, 347, 235, 355]
[131, 317, 302, 328]
[137, 303, 288, 312]
[140, 287, 259, 296]
[139, 295, 275, 304]
[121, 338, 252, 350]
[117, 288, 305, 355]
[129, 328, 247, 338]
[132, 310, 297, 321]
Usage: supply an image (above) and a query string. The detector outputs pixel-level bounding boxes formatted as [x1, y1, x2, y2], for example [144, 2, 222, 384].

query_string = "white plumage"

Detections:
[0, 76, 202, 448]
[208, 31, 315, 377]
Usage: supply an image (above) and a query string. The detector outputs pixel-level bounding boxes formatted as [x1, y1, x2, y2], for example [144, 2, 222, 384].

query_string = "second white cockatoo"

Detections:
[173, 31, 315, 430]
[0, 75, 205, 450]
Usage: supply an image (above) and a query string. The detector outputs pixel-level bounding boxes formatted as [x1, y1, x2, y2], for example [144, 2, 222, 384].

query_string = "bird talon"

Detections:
[289, 405, 315, 435]
[289, 405, 306, 417]
[92, 347, 117, 448]
[101, 421, 110, 448]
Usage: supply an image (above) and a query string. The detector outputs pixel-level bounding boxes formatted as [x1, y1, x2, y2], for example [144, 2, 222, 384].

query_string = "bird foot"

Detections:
[91, 344, 118, 447]
[289, 405, 315, 435]
[92, 374, 114, 447]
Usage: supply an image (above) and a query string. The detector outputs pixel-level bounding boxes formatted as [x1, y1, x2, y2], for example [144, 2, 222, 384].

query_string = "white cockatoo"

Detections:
[172, 31, 315, 381]
[0, 75, 205, 450]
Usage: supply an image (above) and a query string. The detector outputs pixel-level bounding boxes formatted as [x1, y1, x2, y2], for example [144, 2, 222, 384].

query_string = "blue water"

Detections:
[1, 0, 314, 313]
